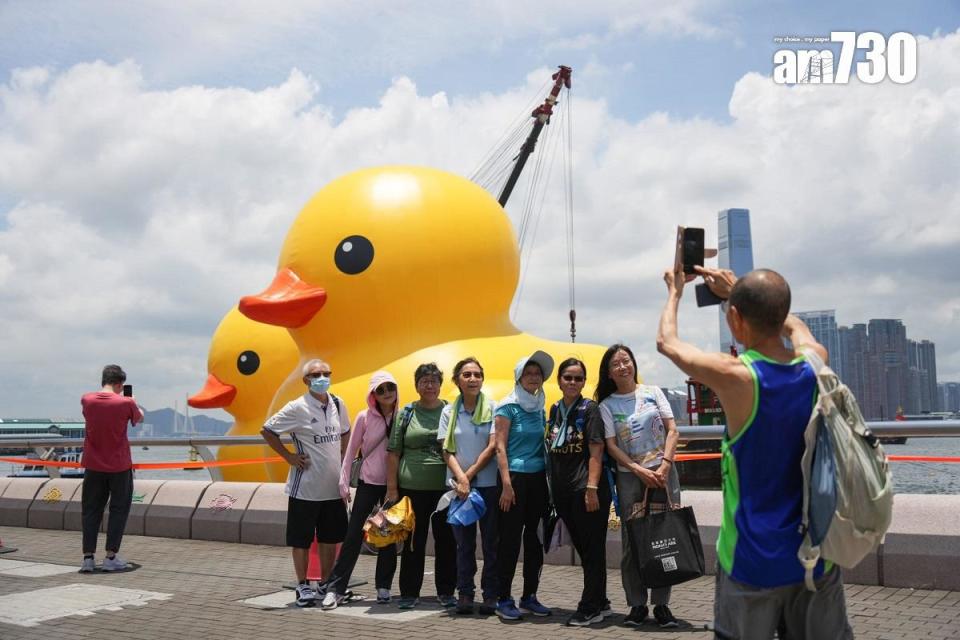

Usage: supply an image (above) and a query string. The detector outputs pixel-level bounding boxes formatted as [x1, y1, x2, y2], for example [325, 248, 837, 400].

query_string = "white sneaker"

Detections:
[101, 555, 129, 572]
[321, 591, 344, 610]
[376, 588, 391, 604]
[295, 583, 317, 607]
[80, 557, 95, 573]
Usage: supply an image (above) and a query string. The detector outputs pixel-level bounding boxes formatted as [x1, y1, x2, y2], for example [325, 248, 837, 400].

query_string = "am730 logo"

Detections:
[773, 32, 917, 85]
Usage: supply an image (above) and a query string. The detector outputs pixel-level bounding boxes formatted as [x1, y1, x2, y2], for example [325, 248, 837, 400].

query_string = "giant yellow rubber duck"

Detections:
[188, 306, 299, 481]
[238, 165, 633, 419]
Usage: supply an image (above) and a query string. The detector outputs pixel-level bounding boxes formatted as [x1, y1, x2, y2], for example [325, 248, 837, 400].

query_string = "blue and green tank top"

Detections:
[717, 349, 826, 588]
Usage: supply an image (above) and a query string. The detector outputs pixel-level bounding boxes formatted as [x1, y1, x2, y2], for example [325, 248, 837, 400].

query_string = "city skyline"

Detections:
[795, 309, 947, 419]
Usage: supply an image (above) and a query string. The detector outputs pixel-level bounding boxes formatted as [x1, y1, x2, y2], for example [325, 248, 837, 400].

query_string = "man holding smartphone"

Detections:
[79, 364, 143, 573]
[656, 264, 852, 639]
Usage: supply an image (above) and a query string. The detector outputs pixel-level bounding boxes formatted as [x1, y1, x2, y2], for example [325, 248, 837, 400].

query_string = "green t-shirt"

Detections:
[387, 402, 447, 491]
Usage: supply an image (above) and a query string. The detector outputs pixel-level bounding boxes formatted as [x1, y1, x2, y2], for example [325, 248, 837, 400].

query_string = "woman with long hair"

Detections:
[547, 357, 612, 626]
[438, 357, 499, 615]
[320, 371, 399, 609]
[493, 350, 554, 621]
[596, 344, 680, 628]
[385, 363, 457, 609]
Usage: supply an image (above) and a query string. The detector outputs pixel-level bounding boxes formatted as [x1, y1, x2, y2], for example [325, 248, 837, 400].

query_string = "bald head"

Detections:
[728, 269, 791, 336]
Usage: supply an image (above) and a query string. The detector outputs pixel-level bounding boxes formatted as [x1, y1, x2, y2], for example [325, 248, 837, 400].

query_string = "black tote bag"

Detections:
[626, 492, 705, 588]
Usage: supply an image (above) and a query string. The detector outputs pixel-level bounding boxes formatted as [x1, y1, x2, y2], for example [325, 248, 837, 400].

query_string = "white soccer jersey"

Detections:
[265, 393, 349, 501]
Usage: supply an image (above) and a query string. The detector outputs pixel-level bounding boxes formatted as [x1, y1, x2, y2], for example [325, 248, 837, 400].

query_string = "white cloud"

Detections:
[1, 29, 959, 418]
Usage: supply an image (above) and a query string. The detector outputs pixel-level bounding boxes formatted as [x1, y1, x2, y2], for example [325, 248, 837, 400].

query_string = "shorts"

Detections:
[286, 497, 348, 548]
[713, 564, 853, 640]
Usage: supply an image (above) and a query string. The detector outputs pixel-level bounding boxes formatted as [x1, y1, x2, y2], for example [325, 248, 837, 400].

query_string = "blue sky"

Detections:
[2, 1, 956, 123]
[0, 2, 958, 416]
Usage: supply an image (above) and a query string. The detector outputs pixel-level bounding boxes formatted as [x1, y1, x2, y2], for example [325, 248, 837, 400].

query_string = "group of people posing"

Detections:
[257, 263, 853, 638]
[76, 262, 851, 637]
[261, 344, 680, 628]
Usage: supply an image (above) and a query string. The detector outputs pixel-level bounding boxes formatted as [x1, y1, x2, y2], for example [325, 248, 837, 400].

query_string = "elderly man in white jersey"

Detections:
[262, 358, 351, 607]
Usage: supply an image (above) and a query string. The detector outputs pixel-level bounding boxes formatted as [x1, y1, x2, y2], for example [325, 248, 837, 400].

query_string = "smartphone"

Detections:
[682, 227, 705, 275]
[695, 283, 724, 307]
[122, 384, 133, 397]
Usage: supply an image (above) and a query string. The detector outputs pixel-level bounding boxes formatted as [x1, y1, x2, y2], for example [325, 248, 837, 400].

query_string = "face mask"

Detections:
[309, 376, 331, 394]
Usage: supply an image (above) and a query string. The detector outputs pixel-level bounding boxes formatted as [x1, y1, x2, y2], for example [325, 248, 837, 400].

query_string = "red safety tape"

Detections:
[0, 456, 285, 470]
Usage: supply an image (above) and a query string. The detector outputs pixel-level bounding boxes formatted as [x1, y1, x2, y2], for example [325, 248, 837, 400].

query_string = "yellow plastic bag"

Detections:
[364, 496, 416, 547]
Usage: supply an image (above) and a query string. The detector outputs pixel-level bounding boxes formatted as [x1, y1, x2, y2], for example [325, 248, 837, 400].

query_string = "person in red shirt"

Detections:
[79, 364, 143, 573]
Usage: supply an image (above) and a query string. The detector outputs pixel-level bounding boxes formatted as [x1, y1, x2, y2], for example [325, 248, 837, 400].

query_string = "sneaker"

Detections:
[600, 602, 614, 618]
[653, 604, 679, 628]
[438, 593, 457, 608]
[623, 605, 648, 626]
[376, 588, 391, 604]
[397, 597, 419, 609]
[101, 555, 129, 572]
[456, 594, 474, 615]
[80, 557, 95, 573]
[321, 591, 345, 610]
[496, 598, 523, 620]
[478, 597, 497, 615]
[567, 610, 604, 627]
[315, 580, 328, 597]
[295, 583, 317, 608]
[518, 594, 552, 617]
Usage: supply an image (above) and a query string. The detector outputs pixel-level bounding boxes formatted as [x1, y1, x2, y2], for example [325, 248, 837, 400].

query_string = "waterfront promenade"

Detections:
[0, 526, 957, 639]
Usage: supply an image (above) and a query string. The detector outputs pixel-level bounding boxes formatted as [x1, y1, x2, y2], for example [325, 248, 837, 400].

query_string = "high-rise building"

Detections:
[795, 310, 840, 368]
[717, 208, 753, 354]
[839, 324, 869, 413]
[939, 382, 960, 413]
[916, 340, 938, 411]
[867, 319, 908, 420]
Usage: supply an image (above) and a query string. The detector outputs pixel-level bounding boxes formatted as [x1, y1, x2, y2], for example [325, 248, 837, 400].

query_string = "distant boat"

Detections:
[9, 450, 84, 478]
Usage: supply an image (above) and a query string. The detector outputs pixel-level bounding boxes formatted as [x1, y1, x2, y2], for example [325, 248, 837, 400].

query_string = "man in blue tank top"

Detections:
[656, 265, 852, 640]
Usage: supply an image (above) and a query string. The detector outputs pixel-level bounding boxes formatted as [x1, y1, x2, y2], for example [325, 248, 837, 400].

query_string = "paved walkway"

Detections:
[0, 526, 958, 639]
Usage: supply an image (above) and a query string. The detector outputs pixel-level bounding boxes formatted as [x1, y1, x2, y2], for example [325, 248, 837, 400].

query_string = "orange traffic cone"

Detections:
[306, 537, 323, 582]
[0, 536, 17, 554]
[306, 536, 341, 584]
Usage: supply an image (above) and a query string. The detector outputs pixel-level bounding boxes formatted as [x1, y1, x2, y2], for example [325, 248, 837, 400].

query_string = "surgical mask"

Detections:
[309, 376, 331, 394]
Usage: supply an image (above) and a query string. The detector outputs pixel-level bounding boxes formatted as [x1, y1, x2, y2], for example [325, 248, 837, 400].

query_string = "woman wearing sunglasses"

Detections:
[385, 363, 458, 609]
[547, 357, 612, 627]
[437, 357, 499, 615]
[597, 344, 680, 629]
[322, 371, 400, 609]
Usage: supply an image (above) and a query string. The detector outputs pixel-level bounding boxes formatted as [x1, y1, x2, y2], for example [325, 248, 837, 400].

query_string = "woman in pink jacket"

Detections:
[321, 371, 399, 609]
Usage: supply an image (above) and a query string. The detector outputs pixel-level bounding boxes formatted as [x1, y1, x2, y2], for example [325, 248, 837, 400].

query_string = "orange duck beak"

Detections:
[238, 268, 327, 328]
[188, 374, 238, 409]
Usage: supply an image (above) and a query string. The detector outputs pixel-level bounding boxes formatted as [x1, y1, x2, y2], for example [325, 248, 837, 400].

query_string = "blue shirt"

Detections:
[495, 403, 546, 473]
[718, 349, 824, 588]
[438, 403, 497, 488]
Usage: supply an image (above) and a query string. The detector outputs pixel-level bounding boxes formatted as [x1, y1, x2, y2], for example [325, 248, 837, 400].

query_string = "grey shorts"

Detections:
[714, 565, 853, 640]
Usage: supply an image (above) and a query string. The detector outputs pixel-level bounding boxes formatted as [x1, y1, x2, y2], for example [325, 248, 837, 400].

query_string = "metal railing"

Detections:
[2, 421, 958, 481]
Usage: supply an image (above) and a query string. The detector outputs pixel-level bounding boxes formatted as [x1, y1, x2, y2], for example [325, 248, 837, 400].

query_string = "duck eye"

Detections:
[237, 351, 260, 376]
[335, 235, 374, 275]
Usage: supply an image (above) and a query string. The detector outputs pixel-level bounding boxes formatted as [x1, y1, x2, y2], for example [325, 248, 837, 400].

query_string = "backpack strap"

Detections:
[798, 346, 826, 592]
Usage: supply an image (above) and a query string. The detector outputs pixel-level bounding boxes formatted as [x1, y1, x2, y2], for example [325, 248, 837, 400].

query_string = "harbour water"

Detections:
[4, 438, 958, 493]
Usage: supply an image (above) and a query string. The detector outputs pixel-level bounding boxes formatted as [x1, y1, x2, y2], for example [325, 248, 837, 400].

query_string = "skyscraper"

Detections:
[839, 324, 870, 414]
[795, 310, 840, 369]
[868, 319, 908, 420]
[717, 208, 753, 354]
[917, 340, 939, 412]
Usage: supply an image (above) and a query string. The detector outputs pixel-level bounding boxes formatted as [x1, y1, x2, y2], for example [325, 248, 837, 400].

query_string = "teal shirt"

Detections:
[495, 403, 546, 473]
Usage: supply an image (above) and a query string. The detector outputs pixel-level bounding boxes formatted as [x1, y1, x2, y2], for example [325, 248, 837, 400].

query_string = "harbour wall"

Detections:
[1, 477, 956, 591]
